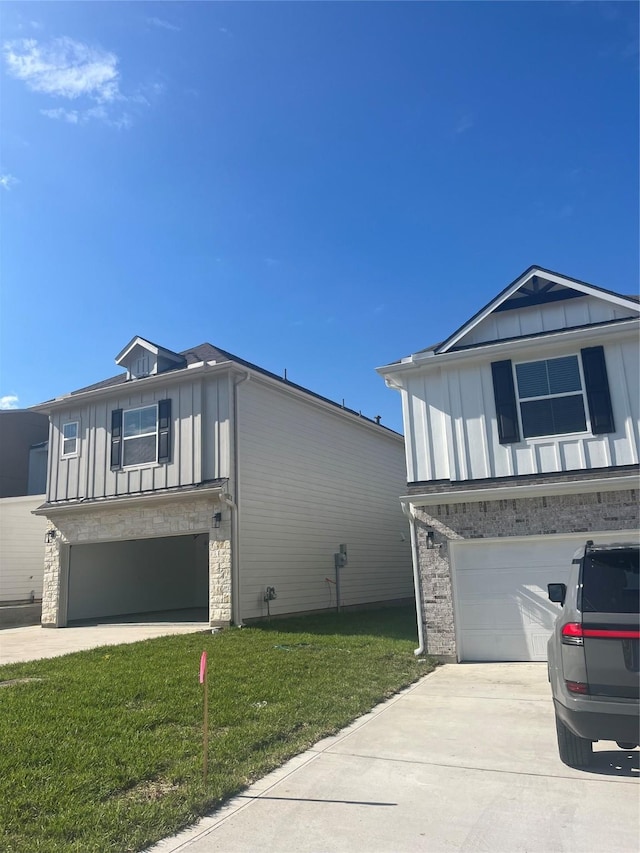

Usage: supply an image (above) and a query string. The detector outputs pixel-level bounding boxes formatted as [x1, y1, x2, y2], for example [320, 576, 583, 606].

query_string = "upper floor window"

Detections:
[123, 405, 157, 466]
[61, 422, 79, 457]
[110, 399, 171, 470]
[514, 355, 587, 438]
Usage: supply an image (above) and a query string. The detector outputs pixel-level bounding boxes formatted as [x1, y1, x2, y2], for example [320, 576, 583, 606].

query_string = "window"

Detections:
[61, 422, 78, 457]
[111, 399, 171, 469]
[514, 355, 587, 438]
[123, 405, 157, 466]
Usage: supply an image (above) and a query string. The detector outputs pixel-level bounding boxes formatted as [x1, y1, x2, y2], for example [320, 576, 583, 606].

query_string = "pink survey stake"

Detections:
[199, 650, 207, 683]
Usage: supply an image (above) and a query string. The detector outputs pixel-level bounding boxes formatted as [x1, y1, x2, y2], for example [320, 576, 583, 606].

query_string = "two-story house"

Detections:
[378, 266, 639, 663]
[34, 338, 413, 628]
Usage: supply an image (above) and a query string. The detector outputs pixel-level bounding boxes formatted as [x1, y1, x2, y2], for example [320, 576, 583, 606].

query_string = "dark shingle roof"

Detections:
[68, 343, 398, 434]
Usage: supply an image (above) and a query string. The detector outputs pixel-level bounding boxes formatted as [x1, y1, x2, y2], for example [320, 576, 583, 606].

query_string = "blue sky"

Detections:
[1, 1, 637, 433]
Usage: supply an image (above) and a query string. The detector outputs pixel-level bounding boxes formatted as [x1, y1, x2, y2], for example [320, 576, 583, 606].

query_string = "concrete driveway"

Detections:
[149, 663, 639, 853]
[0, 617, 209, 665]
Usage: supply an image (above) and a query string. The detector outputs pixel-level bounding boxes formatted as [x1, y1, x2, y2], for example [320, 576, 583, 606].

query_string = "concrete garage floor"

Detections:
[0, 609, 210, 665]
[149, 664, 639, 853]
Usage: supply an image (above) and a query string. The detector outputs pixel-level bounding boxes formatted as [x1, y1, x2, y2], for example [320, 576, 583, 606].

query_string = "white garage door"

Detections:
[450, 531, 629, 662]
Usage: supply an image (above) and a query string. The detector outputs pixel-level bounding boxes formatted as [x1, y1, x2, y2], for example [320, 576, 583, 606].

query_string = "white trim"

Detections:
[377, 318, 639, 379]
[61, 421, 79, 458]
[436, 269, 639, 355]
[401, 473, 639, 507]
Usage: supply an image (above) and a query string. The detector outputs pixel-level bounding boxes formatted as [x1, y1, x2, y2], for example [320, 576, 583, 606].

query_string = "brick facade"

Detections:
[41, 495, 232, 627]
[413, 485, 639, 661]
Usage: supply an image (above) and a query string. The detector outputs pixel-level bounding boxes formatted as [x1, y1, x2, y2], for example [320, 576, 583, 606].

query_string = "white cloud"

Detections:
[4, 37, 155, 129]
[146, 16, 181, 32]
[4, 37, 120, 102]
[41, 107, 79, 123]
[0, 395, 19, 410]
[0, 173, 19, 190]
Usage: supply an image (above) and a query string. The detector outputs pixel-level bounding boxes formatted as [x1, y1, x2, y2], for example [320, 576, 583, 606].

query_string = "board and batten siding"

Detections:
[236, 380, 413, 619]
[47, 375, 231, 502]
[461, 296, 635, 347]
[403, 334, 639, 483]
[0, 495, 46, 603]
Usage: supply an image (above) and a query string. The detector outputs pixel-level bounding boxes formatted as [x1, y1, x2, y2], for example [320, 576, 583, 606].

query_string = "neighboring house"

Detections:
[377, 266, 639, 663]
[33, 338, 413, 627]
[0, 411, 49, 620]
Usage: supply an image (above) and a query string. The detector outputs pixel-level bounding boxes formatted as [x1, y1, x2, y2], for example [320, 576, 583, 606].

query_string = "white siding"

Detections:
[461, 296, 635, 347]
[404, 334, 639, 482]
[47, 375, 231, 502]
[236, 380, 413, 619]
[0, 495, 46, 603]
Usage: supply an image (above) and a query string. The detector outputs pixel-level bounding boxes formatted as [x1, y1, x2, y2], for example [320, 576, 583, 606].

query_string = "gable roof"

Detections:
[115, 335, 186, 367]
[435, 265, 638, 355]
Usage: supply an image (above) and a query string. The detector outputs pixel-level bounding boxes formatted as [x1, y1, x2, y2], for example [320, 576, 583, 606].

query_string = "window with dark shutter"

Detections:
[581, 346, 615, 435]
[513, 354, 589, 438]
[491, 360, 520, 444]
[110, 409, 123, 469]
[157, 399, 171, 463]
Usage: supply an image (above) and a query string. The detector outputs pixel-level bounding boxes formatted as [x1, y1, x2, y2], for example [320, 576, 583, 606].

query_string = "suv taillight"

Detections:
[561, 623, 584, 645]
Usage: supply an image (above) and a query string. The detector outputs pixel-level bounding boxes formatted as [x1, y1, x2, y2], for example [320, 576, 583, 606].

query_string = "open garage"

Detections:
[450, 530, 627, 662]
[67, 533, 209, 623]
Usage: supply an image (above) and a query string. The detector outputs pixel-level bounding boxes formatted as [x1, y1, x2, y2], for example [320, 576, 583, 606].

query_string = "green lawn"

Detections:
[0, 605, 435, 853]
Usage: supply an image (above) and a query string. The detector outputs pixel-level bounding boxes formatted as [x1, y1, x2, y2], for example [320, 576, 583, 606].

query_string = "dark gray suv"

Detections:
[547, 540, 639, 767]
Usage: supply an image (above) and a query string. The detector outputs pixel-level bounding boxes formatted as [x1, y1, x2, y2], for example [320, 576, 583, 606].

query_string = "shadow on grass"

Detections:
[249, 604, 419, 643]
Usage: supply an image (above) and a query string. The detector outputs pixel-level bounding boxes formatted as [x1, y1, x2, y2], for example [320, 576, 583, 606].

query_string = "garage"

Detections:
[67, 533, 209, 623]
[450, 531, 626, 662]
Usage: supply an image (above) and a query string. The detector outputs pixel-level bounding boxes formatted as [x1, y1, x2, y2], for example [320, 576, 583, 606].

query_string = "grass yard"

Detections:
[0, 605, 435, 853]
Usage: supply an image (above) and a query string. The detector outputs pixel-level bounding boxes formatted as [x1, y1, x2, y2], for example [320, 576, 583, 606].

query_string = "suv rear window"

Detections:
[581, 548, 640, 614]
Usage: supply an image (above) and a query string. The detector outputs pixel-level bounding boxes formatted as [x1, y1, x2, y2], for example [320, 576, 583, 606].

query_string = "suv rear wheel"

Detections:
[555, 714, 593, 767]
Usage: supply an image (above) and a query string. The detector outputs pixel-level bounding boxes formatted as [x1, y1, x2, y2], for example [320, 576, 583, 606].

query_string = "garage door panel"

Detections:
[451, 532, 627, 662]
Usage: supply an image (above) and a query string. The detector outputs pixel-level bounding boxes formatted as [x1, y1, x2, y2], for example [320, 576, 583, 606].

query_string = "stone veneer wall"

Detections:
[414, 487, 639, 660]
[41, 495, 232, 627]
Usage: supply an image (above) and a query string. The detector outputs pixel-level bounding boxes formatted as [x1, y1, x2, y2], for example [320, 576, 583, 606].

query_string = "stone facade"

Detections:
[41, 494, 232, 627]
[414, 486, 639, 661]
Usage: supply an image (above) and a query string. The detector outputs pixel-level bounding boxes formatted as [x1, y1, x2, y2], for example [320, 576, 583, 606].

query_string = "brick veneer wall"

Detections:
[414, 487, 639, 660]
[41, 495, 232, 627]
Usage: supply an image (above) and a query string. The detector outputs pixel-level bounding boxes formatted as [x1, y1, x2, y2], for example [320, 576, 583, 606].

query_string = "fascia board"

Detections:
[115, 336, 160, 364]
[377, 318, 639, 382]
[401, 474, 639, 507]
[437, 269, 638, 355]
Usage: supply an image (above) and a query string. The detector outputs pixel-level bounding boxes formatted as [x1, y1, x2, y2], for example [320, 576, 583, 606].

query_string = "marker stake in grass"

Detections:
[199, 650, 208, 785]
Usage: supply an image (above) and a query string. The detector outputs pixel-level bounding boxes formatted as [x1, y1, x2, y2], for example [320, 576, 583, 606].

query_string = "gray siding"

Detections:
[236, 379, 414, 619]
[47, 375, 231, 502]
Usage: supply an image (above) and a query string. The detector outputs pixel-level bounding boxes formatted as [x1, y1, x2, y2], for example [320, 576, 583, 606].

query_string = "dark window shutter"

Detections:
[491, 360, 520, 444]
[110, 409, 123, 469]
[581, 346, 615, 434]
[158, 399, 171, 463]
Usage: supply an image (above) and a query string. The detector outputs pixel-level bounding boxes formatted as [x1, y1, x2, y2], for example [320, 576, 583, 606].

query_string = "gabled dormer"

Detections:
[115, 336, 187, 380]
[435, 266, 639, 353]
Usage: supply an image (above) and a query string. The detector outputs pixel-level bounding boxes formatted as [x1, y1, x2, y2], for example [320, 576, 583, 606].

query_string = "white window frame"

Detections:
[512, 354, 591, 440]
[61, 421, 79, 458]
[122, 403, 158, 469]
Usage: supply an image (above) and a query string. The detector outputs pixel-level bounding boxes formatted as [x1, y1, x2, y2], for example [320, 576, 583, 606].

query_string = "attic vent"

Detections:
[133, 355, 150, 378]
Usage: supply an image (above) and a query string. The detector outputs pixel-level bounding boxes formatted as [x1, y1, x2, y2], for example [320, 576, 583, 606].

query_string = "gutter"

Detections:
[400, 499, 425, 657]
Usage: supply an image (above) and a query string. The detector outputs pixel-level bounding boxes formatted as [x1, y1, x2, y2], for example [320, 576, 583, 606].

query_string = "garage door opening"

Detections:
[67, 533, 209, 625]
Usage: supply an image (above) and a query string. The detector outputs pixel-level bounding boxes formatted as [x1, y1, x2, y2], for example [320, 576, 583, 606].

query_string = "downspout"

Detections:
[401, 498, 426, 657]
[226, 371, 250, 626]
